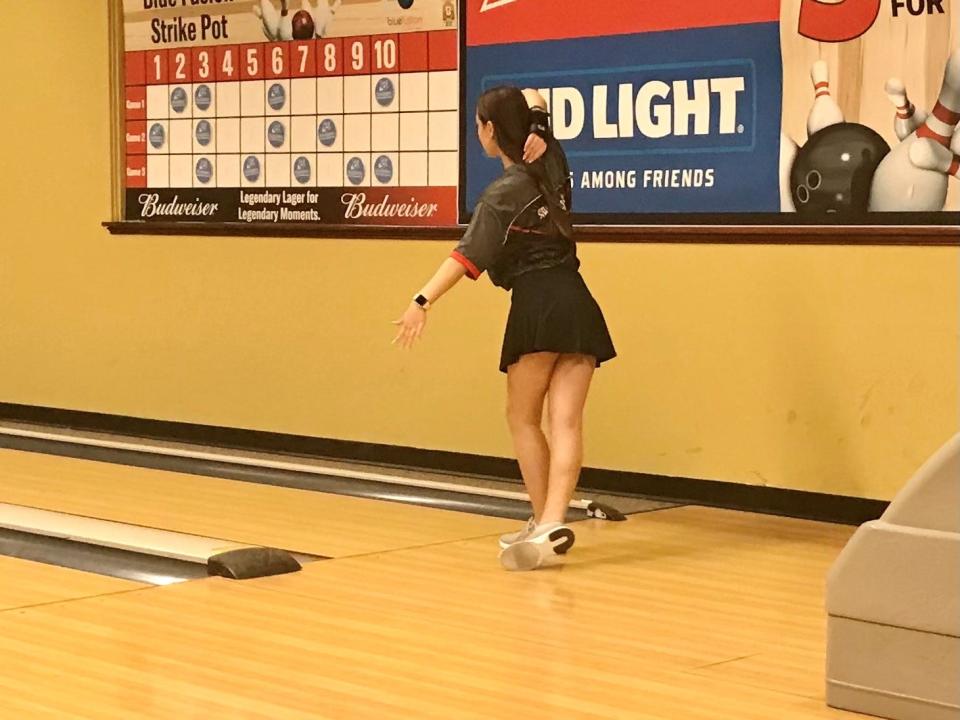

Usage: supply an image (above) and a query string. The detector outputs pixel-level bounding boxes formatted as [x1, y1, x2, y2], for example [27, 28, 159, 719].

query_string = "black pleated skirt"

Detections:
[499, 265, 617, 373]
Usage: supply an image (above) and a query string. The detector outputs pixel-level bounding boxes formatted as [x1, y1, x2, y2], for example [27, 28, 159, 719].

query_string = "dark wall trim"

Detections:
[102, 221, 959, 246]
[0, 402, 888, 525]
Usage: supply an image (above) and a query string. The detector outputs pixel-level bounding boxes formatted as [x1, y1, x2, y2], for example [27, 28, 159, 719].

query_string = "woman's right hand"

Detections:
[391, 302, 427, 349]
[523, 133, 547, 163]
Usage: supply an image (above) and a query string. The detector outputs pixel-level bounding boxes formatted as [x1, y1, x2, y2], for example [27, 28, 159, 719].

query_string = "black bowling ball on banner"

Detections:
[790, 123, 890, 218]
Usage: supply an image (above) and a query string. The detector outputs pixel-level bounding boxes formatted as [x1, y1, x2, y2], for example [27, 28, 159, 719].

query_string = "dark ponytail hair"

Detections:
[476, 85, 573, 240]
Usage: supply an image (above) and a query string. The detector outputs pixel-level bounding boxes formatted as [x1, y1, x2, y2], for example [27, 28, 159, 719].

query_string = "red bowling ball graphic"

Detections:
[253, 0, 343, 41]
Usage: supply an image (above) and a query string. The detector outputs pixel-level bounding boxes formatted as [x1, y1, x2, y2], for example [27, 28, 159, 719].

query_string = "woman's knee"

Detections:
[547, 409, 582, 437]
[506, 399, 542, 432]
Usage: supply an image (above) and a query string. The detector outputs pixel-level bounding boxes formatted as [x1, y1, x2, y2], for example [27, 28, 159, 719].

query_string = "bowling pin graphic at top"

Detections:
[278, 0, 294, 41]
[869, 47, 960, 211]
[909, 138, 960, 179]
[916, 47, 960, 149]
[780, 133, 798, 212]
[311, 0, 342, 38]
[807, 60, 844, 138]
[254, 0, 282, 40]
[884, 78, 929, 141]
[256, 0, 342, 41]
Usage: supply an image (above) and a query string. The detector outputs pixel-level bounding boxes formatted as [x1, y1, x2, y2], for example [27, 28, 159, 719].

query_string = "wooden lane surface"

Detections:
[0, 506, 865, 719]
[0, 555, 145, 612]
[0, 448, 520, 557]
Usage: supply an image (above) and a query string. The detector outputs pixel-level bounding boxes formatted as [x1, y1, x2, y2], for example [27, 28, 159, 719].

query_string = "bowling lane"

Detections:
[0, 555, 146, 611]
[0, 449, 520, 558]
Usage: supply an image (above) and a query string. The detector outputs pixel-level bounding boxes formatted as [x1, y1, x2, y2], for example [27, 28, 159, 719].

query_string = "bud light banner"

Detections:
[464, 0, 960, 222]
[465, 25, 782, 215]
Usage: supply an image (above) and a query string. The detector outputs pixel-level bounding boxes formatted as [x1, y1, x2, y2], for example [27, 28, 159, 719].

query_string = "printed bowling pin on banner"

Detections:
[254, 0, 282, 40]
[296, 0, 340, 39]
[915, 47, 960, 150]
[869, 47, 960, 211]
[780, 133, 798, 212]
[252, 3, 268, 38]
[910, 138, 960, 179]
[884, 78, 928, 141]
[278, 0, 294, 41]
[807, 60, 844, 138]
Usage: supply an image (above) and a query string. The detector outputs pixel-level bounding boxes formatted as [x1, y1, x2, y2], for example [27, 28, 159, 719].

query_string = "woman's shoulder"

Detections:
[478, 167, 539, 213]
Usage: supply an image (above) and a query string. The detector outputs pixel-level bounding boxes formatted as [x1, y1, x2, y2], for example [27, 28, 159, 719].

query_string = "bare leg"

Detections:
[506, 352, 559, 521]
[540, 354, 595, 525]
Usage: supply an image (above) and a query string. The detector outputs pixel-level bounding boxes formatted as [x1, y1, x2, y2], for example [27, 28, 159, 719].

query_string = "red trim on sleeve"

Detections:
[451, 251, 481, 280]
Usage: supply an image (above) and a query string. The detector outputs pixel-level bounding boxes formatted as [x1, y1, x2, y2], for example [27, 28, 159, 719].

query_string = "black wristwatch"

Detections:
[413, 293, 431, 310]
[529, 107, 550, 139]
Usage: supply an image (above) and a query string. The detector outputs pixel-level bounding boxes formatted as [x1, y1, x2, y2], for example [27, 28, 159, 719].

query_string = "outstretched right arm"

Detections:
[391, 201, 507, 348]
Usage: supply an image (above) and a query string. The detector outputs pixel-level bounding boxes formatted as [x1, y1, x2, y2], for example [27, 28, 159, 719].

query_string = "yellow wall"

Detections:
[0, 3, 956, 500]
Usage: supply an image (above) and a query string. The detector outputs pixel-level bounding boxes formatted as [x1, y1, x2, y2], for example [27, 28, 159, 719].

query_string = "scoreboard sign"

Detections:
[121, 0, 460, 225]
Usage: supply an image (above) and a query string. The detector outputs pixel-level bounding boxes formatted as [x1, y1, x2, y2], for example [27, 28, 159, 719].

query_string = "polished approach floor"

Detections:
[0, 448, 865, 719]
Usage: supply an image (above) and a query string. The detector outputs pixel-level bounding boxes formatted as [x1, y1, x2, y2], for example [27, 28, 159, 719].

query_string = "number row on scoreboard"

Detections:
[126, 31, 457, 85]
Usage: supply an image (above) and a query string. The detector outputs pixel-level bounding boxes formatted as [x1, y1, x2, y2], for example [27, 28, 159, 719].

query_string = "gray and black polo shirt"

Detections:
[452, 141, 577, 290]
